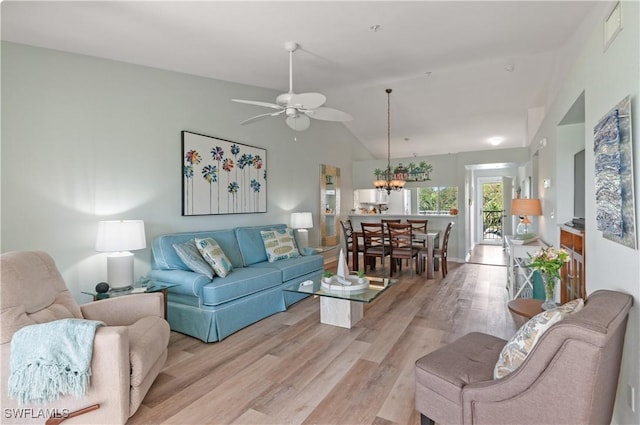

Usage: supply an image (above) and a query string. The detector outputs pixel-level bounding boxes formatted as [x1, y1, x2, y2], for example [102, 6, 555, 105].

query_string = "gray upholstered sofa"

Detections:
[414, 290, 633, 424]
[148, 223, 323, 342]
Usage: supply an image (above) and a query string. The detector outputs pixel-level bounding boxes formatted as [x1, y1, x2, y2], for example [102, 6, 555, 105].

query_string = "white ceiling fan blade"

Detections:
[305, 107, 353, 122]
[285, 114, 310, 131]
[232, 99, 283, 110]
[240, 110, 284, 125]
[288, 92, 326, 110]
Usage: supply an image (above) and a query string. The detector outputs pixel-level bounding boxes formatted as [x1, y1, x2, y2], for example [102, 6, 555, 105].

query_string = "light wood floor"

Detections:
[467, 244, 508, 266]
[128, 261, 518, 425]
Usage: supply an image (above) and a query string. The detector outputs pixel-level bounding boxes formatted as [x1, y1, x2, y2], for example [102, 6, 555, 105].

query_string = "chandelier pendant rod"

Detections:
[387, 88, 391, 193]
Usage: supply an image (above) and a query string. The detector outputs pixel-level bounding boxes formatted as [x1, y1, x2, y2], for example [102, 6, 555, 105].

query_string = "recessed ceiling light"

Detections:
[488, 137, 504, 146]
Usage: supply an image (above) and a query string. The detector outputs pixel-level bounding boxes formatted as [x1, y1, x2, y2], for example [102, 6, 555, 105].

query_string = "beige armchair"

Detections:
[1, 251, 170, 424]
[415, 290, 633, 425]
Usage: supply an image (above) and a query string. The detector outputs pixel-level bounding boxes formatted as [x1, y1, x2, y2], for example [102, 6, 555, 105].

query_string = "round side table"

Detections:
[508, 298, 543, 319]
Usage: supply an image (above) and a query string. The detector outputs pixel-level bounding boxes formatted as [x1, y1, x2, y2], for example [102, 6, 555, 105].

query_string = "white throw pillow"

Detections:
[194, 237, 233, 278]
[494, 298, 584, 379]
[260, 228, 300, 262]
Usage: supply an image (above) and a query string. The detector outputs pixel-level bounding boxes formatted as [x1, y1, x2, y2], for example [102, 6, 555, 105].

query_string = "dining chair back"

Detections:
[434, 221, 454, 277]
[407, 219, 428, 248]
[361, 222, 390, 276]
[340, 219, 355, 263]
[387, 222, 419, 277]
[381, 218, 401, 232]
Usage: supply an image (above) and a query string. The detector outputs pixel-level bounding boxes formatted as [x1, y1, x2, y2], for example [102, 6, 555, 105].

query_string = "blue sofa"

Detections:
[148, 224, 323, 342]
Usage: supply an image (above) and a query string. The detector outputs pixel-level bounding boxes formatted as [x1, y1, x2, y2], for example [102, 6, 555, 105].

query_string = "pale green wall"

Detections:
[529, 2, 640, 423]
[0, 42, 374, 302]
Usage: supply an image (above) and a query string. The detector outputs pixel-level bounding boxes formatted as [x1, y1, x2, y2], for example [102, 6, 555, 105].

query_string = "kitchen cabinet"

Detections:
[355, 189, 388, 205]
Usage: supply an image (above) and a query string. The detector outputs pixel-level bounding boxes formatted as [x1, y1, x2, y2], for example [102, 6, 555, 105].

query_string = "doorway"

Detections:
[477, 178, 504, 245]
[465, 166, 518, 267]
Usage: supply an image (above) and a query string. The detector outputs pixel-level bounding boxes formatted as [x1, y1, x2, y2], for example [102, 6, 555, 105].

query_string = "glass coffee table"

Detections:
[284, 275, 397, 329]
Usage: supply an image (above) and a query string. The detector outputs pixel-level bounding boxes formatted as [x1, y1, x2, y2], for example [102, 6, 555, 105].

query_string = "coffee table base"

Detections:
[320, 297, 364, 328]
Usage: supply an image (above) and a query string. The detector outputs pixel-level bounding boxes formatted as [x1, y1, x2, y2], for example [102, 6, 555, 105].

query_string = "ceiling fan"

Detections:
[232, 41, 353, 131]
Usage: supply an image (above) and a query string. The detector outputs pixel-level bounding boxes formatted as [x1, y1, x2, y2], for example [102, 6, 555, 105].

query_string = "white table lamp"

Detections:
[291, 212, 313, 249]
[95, 220, 146, 290]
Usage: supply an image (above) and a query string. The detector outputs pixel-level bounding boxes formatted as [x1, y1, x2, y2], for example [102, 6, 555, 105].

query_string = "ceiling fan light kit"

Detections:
[232, 41, 352, 131]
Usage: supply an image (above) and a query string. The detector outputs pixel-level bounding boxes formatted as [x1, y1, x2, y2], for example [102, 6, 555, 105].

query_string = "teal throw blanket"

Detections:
[8, 318, 104, 405]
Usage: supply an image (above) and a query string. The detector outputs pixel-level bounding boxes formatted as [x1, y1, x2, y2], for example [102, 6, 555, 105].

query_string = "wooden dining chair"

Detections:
[407, 219, 428, 248]
[340, 219, 366, 269]
[361, 222, 390, 276]
[433, 221, 454, 277]
[381, 218, 401, 231]
[387, 222, 419, 277]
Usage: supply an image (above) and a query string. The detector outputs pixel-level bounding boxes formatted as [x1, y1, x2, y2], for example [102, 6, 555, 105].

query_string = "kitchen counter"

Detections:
[348, 213, 458, 218]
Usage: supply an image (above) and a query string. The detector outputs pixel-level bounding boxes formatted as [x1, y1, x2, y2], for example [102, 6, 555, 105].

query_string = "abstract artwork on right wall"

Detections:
[593, 95, 636, 249]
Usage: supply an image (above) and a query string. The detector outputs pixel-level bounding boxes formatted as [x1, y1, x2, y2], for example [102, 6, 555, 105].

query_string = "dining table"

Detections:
[351, 229, 440, 279]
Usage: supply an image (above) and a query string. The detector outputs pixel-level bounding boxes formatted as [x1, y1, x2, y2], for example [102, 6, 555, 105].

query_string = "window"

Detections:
[418, 186, 458, 214]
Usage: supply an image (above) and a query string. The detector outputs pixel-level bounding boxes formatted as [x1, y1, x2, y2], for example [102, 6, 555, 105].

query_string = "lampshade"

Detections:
[95, 220, 146, 290]
[96, 220, 146, 252]
[511, 198, 542, 217]
[290, 212, 313, 229]
[511, 198, 542, 238]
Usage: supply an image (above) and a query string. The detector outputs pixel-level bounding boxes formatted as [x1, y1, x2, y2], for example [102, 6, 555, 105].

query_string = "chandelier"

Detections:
[374, 88, 406, 194]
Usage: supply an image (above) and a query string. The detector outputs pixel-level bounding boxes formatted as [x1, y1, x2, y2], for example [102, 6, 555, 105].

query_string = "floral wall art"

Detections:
[593, 96, 636, 249]
[182, 131, 267, 215]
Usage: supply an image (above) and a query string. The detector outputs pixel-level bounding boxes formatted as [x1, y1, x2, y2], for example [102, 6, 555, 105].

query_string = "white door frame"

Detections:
[475, 176, 503, 245]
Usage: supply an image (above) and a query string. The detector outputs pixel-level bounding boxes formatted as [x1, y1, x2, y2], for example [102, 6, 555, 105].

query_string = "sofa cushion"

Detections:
[251, 254, 324, 282]
[494, 298, 584, 379]
[195, 237, 233, 278]
[152, 229, 244, 270]
[200, 267, 282, 306]
[172, 240, 213, 279]
[260, 228, 300, 262]
[235, 224, 287, 266]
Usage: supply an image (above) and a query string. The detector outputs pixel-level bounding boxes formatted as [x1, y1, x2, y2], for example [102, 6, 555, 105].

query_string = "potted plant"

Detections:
[357, 269, 366, 284]
[322, 271, 334, 284]
[527, 246, 570, 310]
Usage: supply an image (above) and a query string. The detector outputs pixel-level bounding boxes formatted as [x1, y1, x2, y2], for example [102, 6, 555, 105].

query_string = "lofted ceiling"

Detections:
[1, 1, 599, 159]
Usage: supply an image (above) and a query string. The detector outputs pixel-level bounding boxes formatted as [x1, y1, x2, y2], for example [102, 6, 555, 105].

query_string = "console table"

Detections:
[559, 224, 586, 303]
[505, 237, 548, 299]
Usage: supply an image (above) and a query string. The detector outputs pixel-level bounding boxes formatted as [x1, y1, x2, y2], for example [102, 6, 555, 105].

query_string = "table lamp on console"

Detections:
[95, 220, 146, 290]
[511, 198, 542, 239]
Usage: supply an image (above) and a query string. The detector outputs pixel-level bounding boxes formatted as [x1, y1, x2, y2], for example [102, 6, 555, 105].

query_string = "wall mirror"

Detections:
[320, 164, 340, 246]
